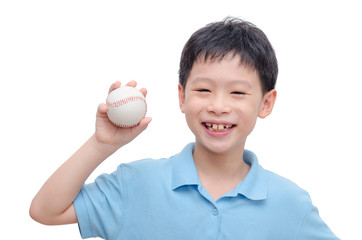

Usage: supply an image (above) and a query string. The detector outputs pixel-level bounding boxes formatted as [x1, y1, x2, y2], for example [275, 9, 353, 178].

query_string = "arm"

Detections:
[29, 81, 152, 225]
[296, 203, 340, 240]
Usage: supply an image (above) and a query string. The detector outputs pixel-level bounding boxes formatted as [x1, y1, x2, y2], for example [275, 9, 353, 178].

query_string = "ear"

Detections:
[258, 89, 277, 119]
[178, 84, 186, 113]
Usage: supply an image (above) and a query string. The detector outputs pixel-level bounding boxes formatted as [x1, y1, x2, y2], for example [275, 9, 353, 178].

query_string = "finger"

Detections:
[126, 80, 137, 88]
[125, 81, 147, 97]
[139, 88, 147, 97]
[135, 117, 152, 132]
[96, 103, 108, 117]
[108, 81, 122, 94]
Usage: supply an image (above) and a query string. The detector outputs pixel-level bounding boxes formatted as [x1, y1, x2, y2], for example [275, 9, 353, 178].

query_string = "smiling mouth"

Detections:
[203, 123, 235, 132]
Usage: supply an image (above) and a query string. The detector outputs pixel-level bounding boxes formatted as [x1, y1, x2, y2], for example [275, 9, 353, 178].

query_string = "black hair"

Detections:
[178, 17, 278, 94]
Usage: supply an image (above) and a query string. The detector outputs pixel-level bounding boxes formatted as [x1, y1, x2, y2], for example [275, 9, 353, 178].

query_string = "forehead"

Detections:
[187, 54, 261, 89]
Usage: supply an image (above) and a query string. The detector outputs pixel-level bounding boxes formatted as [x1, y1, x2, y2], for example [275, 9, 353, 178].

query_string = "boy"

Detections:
[30, 17, 339, 239]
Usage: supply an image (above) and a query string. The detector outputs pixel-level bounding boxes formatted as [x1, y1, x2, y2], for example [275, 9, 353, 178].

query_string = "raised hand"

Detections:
[94, 80, 152, 152]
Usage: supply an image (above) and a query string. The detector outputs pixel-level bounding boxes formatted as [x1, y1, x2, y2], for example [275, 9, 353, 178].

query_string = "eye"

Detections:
[231, 91, 246, 95]
[196, 89, 211, 93]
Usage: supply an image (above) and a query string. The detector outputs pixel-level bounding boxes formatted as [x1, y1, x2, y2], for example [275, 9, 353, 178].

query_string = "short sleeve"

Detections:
[296, 203, 340, 240]
[74, 165, 126, 239]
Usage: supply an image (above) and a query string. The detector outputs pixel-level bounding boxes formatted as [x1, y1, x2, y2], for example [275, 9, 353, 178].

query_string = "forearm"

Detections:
[30, 134, 117, 224]
[30, 82, 151, 225]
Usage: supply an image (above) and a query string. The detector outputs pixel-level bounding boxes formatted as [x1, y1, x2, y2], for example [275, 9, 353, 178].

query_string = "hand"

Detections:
[94, 81, 152, 152]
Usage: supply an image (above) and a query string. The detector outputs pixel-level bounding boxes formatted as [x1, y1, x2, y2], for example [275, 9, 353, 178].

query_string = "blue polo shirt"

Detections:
[74, 143, 339, 239]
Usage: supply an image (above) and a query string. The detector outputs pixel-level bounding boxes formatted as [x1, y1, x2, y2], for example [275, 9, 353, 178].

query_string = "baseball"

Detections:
[106, 86, 147, 128]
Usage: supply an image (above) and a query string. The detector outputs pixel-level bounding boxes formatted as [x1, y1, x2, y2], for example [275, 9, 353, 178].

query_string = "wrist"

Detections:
[89, 134, 120, 158]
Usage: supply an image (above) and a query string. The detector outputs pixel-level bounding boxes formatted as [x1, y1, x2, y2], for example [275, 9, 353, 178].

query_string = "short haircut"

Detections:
[178, 17, 278, 94]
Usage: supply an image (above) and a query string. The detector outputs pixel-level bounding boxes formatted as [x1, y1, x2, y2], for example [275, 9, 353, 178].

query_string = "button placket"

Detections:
[212, 208, 219, 216]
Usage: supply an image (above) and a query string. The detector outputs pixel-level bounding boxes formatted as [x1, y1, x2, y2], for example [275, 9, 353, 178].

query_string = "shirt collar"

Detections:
[231, 150, 267, 200]
[171, 143, 267, 201]
[171, 143, 199, 189]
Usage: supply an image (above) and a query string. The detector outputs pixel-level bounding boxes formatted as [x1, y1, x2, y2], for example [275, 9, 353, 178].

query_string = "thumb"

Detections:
[96, 103, 109, 118]
[137, 117, 152, 131]
[127, 117, 152, 140]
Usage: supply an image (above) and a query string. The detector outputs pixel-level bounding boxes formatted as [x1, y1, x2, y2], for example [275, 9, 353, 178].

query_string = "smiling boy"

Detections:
[179, 54, 274, 201]
[30, 17, 339, 239]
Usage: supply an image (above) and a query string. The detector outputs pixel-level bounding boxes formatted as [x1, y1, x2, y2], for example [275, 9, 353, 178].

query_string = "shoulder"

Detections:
[117, 155, 175, 184]
[122, 157, 171, 172]
[256, 168, 339, 239]
[264, 169, 312, 208]
[119, 143, 193, 180]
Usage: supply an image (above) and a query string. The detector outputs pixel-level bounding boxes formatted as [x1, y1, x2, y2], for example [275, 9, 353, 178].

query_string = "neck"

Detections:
[193, 142, 250, 180]
[192, 142, 251, 201]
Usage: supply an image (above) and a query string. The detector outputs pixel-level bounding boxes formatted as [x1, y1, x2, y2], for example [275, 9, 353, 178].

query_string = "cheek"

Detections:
[184, 95, 204, 112]
[236, 102, 260, 129]
[183, 96, 205, 126]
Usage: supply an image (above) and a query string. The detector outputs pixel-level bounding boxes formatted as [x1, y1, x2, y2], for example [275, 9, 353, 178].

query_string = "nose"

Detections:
[206, 94, 231, 115]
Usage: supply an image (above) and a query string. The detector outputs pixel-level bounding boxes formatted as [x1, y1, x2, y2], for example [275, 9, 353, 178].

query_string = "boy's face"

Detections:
[178, 54, 276, 155]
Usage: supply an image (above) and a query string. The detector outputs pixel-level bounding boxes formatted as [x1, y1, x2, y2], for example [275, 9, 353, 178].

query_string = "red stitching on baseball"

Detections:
[106, 96, 146, 108]
[107, 96, 147, 128]
[108, 118, 142, 128]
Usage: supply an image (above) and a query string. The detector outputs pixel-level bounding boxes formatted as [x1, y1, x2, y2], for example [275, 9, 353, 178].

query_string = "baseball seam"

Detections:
[106, 96, 147, 128]
[106, 96, 145, 108]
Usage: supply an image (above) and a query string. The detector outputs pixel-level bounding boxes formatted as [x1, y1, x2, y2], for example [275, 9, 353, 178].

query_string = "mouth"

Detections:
[203, 122, 235, 132]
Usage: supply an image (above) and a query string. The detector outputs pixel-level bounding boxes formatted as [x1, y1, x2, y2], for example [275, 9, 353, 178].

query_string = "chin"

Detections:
[196, 139, 242, 156]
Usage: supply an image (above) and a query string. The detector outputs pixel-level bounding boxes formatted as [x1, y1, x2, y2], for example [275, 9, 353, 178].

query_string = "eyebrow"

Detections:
[191, 77, 252, 88]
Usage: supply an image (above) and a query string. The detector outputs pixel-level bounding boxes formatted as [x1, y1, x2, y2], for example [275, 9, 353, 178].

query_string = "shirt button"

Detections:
[212, 208, 219, 216]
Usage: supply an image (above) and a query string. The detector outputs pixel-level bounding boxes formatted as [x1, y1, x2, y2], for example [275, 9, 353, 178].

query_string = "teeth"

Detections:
[205, 123, 233, 131]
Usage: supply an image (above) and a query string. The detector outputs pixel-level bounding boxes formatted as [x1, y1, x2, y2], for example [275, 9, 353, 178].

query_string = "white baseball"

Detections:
[106, 86, 147, 128]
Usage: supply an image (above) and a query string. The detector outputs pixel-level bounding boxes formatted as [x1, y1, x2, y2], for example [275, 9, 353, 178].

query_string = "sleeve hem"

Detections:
[74, 189, 94, 238]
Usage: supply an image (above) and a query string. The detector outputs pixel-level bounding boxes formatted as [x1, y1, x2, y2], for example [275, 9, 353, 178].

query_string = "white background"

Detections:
[1, 0, 361, 239]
